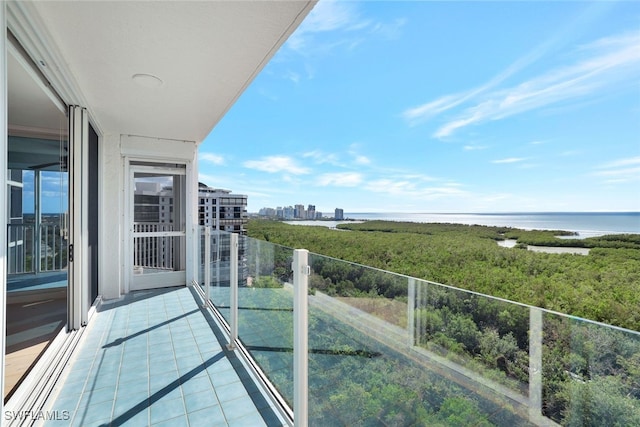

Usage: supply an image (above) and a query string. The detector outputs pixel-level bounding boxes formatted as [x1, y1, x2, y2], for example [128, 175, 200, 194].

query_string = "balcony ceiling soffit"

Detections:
[28, 1, 315, 142]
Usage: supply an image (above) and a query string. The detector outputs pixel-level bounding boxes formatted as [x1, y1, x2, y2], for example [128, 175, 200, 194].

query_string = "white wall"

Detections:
[99, 134, 198, 299]
[99, 133, 123, 299]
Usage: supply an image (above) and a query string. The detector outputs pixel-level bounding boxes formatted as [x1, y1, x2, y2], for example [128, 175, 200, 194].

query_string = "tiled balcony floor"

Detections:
[39, 286, 285, 427]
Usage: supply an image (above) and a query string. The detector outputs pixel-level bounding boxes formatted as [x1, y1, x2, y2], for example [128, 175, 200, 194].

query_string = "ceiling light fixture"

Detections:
[132, 73, 163, 88]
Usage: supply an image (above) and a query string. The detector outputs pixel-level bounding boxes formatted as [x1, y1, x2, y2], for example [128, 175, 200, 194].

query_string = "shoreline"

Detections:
[496, 239, 590, 255]
[280, 215, 639, 239]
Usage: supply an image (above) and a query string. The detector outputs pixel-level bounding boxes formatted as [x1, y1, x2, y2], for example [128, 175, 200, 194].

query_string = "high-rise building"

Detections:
[198, 184, 248, 234]
[134, 182, 171, 223]
[335, 208, 344, 220]
[258, 207, 276, 217]
[133, 183, 248, 234]
[284, 206, 295, 219]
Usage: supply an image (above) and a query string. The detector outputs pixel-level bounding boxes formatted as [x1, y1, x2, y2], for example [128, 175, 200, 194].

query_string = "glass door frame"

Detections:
[125, 162, 188, 291]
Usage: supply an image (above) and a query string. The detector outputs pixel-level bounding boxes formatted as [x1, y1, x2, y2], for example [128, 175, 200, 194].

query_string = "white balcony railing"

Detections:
[7, 223, 68, 275]
[133, 222, 176, 271]
[196, 227, 640, 427]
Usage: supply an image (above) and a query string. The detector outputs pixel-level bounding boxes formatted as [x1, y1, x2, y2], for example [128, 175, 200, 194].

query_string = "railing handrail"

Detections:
[208, 227, 640, 336]
[197, 226, 640, 427]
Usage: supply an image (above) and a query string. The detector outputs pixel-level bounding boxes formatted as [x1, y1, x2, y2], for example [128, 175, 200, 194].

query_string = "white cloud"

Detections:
[598, 156, 640, 169]
[243, 156, 310, 175]
[402, 30, 640, 138]
[286, 1, 365, 53]
[396, 173, 438, 183]
[463, 145, 488, 151]
[303, 150, 341, 166]
[257, 88, 278, 102]
[594, 167, 640, 177]
[198, 173, 235, 189]
[370, 18, 406, 40]
[284, 70, 301, 84]
[560, 150, 580, 157]
[593, 157, 640, 183]
[200, 153, 225, 165]
[402, 94, 468, 125]
[364, 179, 466, 200]
[402, 25, 559, 127]
[492, 157, 527, 164]
[285, 1, 404, 61]
[318, 172, 363, 187]
[347, 144, 372, 165]
[42, 191, 66, 198]
[432, 31, 640, 138]
[354, 155, 370, 165]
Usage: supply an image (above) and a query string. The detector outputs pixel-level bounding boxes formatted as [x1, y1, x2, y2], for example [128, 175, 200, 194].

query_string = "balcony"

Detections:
[38, 287, 284, 427]
[30, 228, 640, 426]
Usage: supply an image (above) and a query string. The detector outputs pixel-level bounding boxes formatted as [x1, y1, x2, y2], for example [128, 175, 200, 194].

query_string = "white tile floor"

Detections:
[39, 286, 286, 427]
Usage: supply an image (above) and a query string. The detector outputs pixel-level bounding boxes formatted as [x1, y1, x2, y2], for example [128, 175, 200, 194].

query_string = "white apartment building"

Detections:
[198, 184, 248, 234]
[134, 183, 248, 233]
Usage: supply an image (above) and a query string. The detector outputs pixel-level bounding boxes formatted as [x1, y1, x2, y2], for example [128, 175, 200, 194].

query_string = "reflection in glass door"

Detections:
[130, 165, 186, 290]
[6, 132, 70, 401]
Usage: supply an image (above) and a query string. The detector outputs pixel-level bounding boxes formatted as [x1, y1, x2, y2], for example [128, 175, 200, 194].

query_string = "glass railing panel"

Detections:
[306, 252, 534, 426]
[237, 236, 295, 406]
[308, 254, 409, 330]
[196, 229, 640, 426]
[197, 226, 205, 291]
[208, 231, 232, 320]
[541, 312, 640, 426]
[414, 279, 530, 397]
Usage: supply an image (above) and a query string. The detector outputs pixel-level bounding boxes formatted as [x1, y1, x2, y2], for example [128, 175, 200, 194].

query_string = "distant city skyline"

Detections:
[198, 1, 640, 214]
[258, 203, 333, 220]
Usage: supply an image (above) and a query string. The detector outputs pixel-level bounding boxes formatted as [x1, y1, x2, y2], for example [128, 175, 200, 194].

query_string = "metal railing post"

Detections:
[204, 227, 211, 306]
[293, 249, 309, 427]
[529, 307, 543, 423]
[35, 170, 42, 274]
[408, 278, 416, 347]
[30, 224, 36, 273]
[227, 233, 239, 350]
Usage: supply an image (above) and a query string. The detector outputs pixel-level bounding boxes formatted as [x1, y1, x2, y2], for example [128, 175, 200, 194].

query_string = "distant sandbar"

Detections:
[497, 239, 590, 255]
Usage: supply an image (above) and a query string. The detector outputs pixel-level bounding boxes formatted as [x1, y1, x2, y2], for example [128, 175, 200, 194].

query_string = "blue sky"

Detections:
[200, 1, 640, 214]
[22, 170, 68, 214]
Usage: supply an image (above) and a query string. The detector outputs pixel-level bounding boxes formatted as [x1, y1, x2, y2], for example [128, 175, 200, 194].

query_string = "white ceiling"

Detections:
[13, 0, 315, 143]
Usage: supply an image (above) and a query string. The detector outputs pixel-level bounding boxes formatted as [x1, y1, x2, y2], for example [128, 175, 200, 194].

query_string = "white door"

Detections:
[128, 163, 187, 290]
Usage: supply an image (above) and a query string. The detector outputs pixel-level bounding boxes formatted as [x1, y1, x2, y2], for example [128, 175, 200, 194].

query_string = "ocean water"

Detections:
[340, 212, 640, 238]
